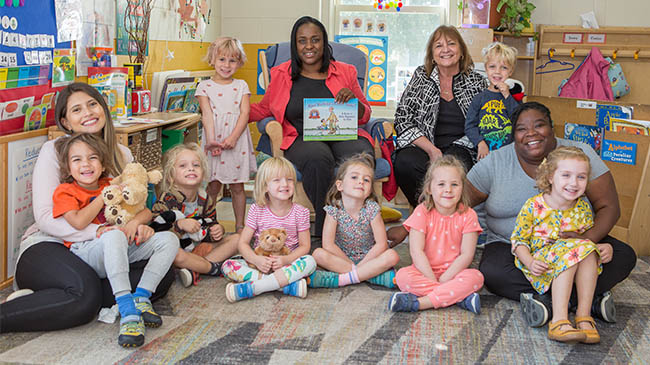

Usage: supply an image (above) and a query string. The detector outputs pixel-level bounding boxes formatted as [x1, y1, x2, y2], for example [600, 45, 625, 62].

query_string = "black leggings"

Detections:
[478, 236, 637, 301]
[0, 241, 174, 333]
[284, 137, 374, 236]
[393, 145, 474, 208]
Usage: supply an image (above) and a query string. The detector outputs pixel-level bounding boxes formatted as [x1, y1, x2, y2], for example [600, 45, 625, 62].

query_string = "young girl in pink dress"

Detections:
[389, 155, 484, 314]
[196, 37, 256, 233]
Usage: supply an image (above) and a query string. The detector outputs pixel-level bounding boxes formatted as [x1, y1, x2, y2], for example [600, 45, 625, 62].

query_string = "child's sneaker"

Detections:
[388, 292, 420, 312]
[282, 279, 307, 298]
[226, 282, 254, 303]
[520, 292, 549, 327]
[179, 268, 200, 287]
[118, 316, 145, 348]
[367, 269, 396, 288]
[134, 297, 162, 328]
[307, 270, 339, 288]
[457, 293, 481, 314]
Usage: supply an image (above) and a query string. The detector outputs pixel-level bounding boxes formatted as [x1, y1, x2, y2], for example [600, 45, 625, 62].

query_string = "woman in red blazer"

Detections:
[250, 16, 374, 236]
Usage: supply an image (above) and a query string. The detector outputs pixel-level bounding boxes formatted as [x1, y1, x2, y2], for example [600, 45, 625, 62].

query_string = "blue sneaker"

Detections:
[457, 293, 481, 314]
[226, 281, 254, 303]
[367, 269, 396, 288]
[307, 270, 339, 288]
[282, 279, 308, 298]
[388, 292, 420, 312]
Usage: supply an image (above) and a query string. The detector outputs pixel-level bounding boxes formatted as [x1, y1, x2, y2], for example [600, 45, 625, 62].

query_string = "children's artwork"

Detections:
[601, 139, 637, 165]
[163, 90, 187, 112]
[52, 48, 75, 87]
[183, 88, 200, 113]
[75, 0, 114, 76]
[88, 66, 128, 117]
[334, 35, 388, 106]
[462, 0, 491, 29]
[609, 118, 650, 136]
[54, 0, 83, 42]
[303, 98, 358, 141]
[24, 103, 48, 131]
[395, 66, 416, 102]
[596, 104, 632, 130]
[564, 123, 604, 155]
[173, 0, 211, 40]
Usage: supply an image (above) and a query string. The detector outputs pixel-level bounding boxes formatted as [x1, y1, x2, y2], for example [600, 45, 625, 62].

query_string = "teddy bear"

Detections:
[102, 162, 162, 226]
[249, 228, 290, 270]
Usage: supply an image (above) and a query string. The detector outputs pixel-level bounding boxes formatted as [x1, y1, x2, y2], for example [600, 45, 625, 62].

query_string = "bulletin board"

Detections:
[0, 83, 65, 136]
[0, 0, 72, 67]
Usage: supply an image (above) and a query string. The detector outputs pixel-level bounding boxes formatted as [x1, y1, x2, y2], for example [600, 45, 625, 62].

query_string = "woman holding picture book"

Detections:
[249, 16, 374, 237]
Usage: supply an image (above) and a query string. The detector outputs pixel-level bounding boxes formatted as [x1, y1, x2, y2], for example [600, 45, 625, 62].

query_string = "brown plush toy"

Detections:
[102, 162, 162, 226]
[249, 228, 290, 270]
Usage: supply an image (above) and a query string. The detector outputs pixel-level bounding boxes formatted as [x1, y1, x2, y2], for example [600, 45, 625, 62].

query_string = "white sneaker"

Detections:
[4, 288, 34, 303]
[178, 269, 194, 288]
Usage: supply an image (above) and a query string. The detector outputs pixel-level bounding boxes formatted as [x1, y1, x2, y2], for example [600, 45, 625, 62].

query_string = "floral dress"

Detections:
[195, 78, 256, 184]
[324, 200, 380, 264]
[510, 194, 602, 294]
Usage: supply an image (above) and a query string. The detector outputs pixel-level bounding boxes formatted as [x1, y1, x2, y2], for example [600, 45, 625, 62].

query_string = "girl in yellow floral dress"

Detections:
[511, 146, 601, 344]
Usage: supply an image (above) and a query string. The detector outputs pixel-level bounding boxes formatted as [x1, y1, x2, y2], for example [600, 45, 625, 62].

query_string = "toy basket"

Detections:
[127, 127, 162, 170]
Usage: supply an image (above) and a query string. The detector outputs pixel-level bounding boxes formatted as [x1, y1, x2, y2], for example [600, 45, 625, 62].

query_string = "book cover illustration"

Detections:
[52, 49, 76, 88]
[609, 118, 650, 136]
[183, 88, 200, 113]
[88, 67, 128, 117]
[303, 98, 358, 141]
[564, 123, 604, 155]
[596, 104, 633, 130]
[163, 90, 187, 112]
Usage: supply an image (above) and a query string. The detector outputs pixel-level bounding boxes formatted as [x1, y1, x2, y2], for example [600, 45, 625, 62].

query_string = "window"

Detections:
[334, 0, 448, 105]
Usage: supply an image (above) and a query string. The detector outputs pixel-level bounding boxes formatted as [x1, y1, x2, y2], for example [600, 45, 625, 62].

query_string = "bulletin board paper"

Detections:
[0, 1, 71, 68]
[6, 135, 47, 277]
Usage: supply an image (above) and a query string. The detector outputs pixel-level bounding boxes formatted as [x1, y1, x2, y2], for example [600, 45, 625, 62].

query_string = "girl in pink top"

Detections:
[221, 157, 316, 302]
[196, 37, 256, 233]
[389, 156, 484, 314]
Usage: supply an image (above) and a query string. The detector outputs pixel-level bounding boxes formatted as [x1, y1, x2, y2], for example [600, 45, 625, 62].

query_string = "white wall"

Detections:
[220, 0, 325, 43]
[530, 0, 650, 28]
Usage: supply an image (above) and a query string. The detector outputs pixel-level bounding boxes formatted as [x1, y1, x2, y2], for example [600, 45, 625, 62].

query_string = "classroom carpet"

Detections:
[1, 252, 649, 364]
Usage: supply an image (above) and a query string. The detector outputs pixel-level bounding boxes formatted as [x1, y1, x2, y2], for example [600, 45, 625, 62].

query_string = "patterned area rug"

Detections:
[1, 254, 649, 364]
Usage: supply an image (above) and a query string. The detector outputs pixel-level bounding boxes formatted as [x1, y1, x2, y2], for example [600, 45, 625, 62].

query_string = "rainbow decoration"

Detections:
[374, 0, 402, 11]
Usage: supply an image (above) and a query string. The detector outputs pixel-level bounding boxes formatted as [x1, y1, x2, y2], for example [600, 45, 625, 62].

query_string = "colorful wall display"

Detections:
[334, 35, 388, 106]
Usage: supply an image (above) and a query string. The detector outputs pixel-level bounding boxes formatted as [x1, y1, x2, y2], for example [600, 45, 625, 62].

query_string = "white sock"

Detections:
[252, 273, 281, 295]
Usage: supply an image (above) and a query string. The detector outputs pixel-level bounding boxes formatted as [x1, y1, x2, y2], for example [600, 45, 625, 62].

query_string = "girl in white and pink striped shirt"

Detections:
[222, 157, 316, 302]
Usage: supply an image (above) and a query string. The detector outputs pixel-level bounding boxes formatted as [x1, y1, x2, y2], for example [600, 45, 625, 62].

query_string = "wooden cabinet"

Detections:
[494, 31, 537, 94]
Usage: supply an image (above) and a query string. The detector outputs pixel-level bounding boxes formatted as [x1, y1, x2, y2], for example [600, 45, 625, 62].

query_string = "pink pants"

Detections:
[395, 265, 484, 308]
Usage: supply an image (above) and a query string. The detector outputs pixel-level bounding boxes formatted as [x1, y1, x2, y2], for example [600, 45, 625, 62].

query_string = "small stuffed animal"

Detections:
[249, 228, 290, 270]
[150, 210, 214, 247]
[102, 162, 162, 226]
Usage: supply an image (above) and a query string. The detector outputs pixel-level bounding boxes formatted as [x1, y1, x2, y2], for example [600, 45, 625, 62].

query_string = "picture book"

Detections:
[183, 88, 200, 113]
[52, 49, 75, 88]
[609, 118, 650, 136]
[87, 67, 128, 117]
[303, 98, 358, 141]
[564, 122, 604, 155]
[163, 90, 187, 112]
[596, 104, 633, 130]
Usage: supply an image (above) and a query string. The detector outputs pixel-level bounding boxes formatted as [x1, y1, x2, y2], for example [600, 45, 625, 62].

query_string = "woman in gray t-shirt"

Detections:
[466, 102, 636, 327]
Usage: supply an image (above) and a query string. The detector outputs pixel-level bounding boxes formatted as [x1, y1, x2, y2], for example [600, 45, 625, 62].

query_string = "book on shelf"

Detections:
[162, 90, 188, 112]
[564, 122, 604, 155]
[609, 118, 650, 136]
[596, 104, 633, 130]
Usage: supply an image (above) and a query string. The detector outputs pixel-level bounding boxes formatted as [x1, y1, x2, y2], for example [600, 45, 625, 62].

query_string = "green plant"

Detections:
[496, 0, 536, 36]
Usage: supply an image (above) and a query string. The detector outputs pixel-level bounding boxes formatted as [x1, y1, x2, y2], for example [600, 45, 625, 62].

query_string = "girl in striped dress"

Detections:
[221, 157, 316, 302]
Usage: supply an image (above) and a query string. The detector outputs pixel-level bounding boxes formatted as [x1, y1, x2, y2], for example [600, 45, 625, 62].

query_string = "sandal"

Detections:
[548, 319, 586, 343]
[575, 316, 600, 344]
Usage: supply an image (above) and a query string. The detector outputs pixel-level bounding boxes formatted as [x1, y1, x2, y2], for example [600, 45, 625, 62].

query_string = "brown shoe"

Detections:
[575, 316, 600, 344]
[548, 320, 587, 343]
